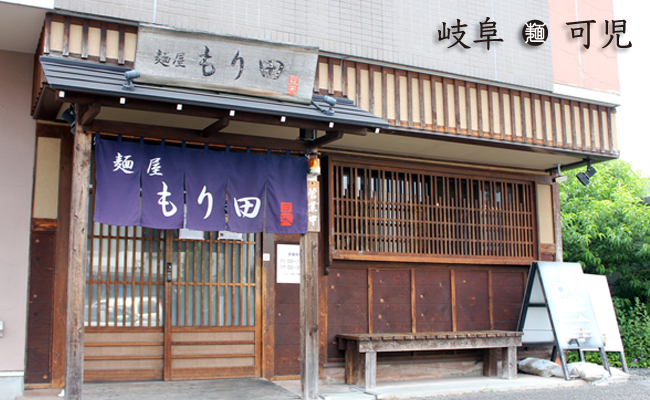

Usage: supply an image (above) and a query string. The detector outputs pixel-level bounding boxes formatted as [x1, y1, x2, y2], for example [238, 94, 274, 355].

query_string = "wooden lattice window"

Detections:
[329, 159, 537, 263]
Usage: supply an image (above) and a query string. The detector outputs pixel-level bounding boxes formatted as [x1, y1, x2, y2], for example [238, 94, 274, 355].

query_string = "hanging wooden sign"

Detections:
[517, 261, 611, 379]
[134, 24, 318, 104]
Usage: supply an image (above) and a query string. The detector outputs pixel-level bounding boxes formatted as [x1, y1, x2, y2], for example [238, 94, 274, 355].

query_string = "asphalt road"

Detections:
[415, 369, 650, 400]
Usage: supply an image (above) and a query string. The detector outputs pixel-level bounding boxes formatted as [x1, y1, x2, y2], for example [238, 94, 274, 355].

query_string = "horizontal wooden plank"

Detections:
[171, 366, 255, 380]
[84, 369, 163, 382]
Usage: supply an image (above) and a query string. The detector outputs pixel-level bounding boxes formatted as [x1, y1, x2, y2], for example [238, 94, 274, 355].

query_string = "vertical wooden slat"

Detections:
[382, 68, 388, 120]
[65, 107, 92, 400]
[520, 92, 526, 144]
[442, 79, 449, 133]
[550, 98, 558, 147]
[62, 17, 70, 57]
[369, 66, 376, 118]
[466, 83, 473, 136]
[81, 21, 89, 59]
[407, 72, 414, 128]
[589, 105, 597, 152]
[541, 96, 548, 146]
[498, 87, 506, 140]
[579, 103, 587, 151]
[477, 84, 484, 137]
[560, 99, 568, 148]
[342, 60, 349, 99]
[487, 86, 495, 139]
[431, 78, 438, 129]
[570, 101, 578, 149]
[328, 58, 335, 95]
[118, 26, 126, 65]
[530, 95, 538, 144]
[607, 108, 615, 152]
[598, 106, 606, 153]
[419, 75, 426, 128]
[509, 90, 517, 142]
[355, 63, 362, 112]
[453, 80, 461, 134]
[99, 23, 107, 63]
[43, 14, 52, 54]
[395, 71, 402, 126]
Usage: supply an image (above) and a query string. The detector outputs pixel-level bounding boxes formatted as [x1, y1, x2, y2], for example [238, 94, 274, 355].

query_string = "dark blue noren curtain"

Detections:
[184, 146, 227, 231]
[140, 142, 184, 229]
[93, 136, 143, 226]
[266, 154, 308, 234]
[226, 151, 268, 233]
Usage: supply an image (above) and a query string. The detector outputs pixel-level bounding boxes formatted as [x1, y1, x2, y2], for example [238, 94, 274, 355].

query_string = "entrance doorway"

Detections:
[83, 224, 261, 382]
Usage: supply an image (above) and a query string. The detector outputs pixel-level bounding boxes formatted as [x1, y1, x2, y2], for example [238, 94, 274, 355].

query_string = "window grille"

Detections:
[330, 160, 536, 263]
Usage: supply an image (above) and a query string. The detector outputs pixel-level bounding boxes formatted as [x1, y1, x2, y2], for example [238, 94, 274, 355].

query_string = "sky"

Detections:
[613, 1, 650, 177]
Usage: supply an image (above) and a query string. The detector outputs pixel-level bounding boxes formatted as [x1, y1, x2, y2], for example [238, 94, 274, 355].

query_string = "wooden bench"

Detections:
[337, 330, 523, 390]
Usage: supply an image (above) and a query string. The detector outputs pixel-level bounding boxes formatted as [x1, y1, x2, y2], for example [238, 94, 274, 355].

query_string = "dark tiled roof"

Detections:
[40, 56, 388, 129]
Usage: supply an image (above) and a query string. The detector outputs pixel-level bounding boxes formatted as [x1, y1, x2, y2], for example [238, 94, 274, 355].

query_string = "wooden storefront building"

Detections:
[0, 2, 623, 400]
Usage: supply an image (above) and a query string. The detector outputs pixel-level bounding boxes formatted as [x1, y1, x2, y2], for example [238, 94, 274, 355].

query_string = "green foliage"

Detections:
[614, 297, 650, 368]
[565, 297, 650, 368]
[560, 160, 650, 301]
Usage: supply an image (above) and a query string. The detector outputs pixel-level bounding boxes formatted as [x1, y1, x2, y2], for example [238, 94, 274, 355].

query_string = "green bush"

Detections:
[566, 297, 650, 368]
[615, 297, 650, 368]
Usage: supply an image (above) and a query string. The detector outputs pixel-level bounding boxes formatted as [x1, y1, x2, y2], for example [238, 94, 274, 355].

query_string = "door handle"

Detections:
[166, 263, 172, 283]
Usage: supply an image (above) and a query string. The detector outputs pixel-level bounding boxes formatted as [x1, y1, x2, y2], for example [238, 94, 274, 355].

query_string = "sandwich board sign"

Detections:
[517, 261, 611, 379]
[580, 274, 628, 372]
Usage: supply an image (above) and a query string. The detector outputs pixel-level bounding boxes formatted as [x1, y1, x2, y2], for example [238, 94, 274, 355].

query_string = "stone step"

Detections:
[16, 388, 63, 400]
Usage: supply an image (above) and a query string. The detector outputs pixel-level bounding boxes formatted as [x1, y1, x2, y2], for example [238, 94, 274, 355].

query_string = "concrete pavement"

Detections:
[20, 372, 626, 400]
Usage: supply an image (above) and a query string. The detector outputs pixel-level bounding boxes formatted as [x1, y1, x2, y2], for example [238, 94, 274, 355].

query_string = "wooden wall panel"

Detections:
[25, 224, 57, 384]
[274, 282, 300, 376]
[326, 265, 527, 363]
[453, 271, 490, 331]
[491, 271, 525, 330]
[327, 268, 368, 360]
[414, 271, 452, 332]
[371, 269, 412, 334]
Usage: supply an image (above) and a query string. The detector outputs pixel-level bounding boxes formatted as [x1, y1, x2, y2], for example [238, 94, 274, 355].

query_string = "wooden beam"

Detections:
[308, 130, 344, 149]
[300, 231, 319, 400]
[80, 102, 101, 126]
[56, 92, 369, 136]
[86, 120, 309, 151]
[65, 106, 92, 400]
[200, 116, 230, 138]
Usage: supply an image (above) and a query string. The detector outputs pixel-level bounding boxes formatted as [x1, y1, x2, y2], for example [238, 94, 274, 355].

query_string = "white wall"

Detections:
[0, 49, 37, 398]
[55, 0, 554, 91]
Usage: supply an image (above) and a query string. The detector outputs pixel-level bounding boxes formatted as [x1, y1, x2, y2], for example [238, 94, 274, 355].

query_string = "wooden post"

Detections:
[65, 108, 92, 400]
[551, 182, 563, 261]
[300, 231, 319, 399]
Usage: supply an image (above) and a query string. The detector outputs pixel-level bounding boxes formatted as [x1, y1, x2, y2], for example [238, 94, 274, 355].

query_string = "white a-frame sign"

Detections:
[516, 261, 611, 379]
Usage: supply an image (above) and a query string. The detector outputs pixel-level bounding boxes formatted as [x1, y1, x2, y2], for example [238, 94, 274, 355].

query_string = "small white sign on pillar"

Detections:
[277, 244, 301, 284]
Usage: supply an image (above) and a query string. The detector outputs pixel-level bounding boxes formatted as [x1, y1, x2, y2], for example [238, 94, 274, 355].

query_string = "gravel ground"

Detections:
[413, 369, 650, 400]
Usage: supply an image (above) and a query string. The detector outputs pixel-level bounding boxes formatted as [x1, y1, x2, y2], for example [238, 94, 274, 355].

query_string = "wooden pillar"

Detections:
[502, 346, 518, 379]
[51, 125, 73, 388]
[552, 182, 563, 261]
[65, 108, 92, 400]
[300, 231, 319, 399]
